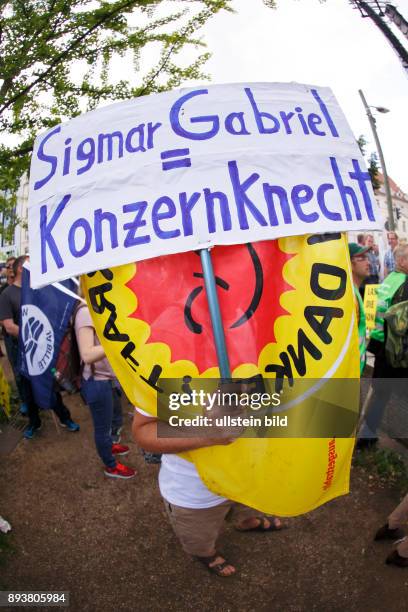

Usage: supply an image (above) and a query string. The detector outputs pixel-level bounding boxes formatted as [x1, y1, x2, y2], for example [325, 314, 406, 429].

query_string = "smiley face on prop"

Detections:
[82, 232, 357, 411]
[82, 233, 359, 516]
[125, 240, 291, 372]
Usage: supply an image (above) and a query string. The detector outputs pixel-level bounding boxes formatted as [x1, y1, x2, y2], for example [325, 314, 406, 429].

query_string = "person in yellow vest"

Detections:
[357, 244, 408, 450]
[348, 243, 371, 375]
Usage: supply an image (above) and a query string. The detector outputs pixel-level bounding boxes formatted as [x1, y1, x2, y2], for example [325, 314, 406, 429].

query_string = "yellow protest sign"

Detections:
[363, 284, 379, 330]
[0, 364, 11, 417]
[82, 232, 359, 516]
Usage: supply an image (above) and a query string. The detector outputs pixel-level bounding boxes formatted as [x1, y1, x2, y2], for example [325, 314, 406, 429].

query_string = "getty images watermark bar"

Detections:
[155, 377, 372, 438]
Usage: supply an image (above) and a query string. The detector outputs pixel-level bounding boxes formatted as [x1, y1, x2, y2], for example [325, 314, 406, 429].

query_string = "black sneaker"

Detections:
[355, 437, 378, 451]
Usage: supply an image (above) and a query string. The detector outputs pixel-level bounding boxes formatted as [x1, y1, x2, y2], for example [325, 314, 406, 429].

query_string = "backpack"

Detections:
[384, 299, 408, 368]
[53, 303, 86, 393]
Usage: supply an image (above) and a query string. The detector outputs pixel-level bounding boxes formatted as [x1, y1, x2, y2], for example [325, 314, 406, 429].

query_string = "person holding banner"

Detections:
[0, 256, 26, 412]
[348, 243, 371, 375]
[0, 255, 40, 425]
[358, 244, 408, 449]
[132, 404, 285, 578]
[75, 304, 135, 480]
[0, 256, 81, 439]
[0, 257, 16, 358]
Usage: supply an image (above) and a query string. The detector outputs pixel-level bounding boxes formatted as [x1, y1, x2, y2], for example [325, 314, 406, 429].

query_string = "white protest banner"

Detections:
[28, 82, 381, 287]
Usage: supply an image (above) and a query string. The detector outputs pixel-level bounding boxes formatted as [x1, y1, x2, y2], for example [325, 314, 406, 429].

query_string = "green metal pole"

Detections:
[199, 248, 231, 380]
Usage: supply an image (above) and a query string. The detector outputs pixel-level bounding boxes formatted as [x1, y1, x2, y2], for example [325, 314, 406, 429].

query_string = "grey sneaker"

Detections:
[141, 450, 162, 464]
[111, 426, 122, 444]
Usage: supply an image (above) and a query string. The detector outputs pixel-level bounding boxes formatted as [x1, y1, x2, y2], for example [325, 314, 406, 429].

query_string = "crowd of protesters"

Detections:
[0, 231, 407, 572]
[0, 256, 135, 478]
[350, 232, 408, 568]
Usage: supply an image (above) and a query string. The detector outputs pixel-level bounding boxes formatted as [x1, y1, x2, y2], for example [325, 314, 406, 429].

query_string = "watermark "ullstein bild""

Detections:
[166, 389, 287, 429]
[168, 413, 288, 428]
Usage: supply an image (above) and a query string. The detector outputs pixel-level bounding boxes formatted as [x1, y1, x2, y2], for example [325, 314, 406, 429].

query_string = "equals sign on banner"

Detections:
[160, 148, 191, 171]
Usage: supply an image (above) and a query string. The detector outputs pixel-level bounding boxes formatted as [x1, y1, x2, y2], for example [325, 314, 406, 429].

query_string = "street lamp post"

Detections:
[358, 89, 395, 231]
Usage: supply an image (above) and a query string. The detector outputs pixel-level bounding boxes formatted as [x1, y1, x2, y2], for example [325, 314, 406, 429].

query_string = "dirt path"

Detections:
[1, 389, 407, 612]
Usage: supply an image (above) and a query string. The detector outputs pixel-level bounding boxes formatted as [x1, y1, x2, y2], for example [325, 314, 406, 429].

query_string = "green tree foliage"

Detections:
[0, 0, 231, 231]
[357, 135, 381, 191]
[357, 134, 367, 156]
[368, 152, 381, 191]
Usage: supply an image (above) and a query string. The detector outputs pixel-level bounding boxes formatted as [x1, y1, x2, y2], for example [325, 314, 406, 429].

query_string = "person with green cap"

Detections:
[348, 242, 371, 375]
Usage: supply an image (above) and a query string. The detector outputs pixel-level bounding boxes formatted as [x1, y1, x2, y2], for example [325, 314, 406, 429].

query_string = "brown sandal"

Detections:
[235, 517, 286, 532]
[194, 553, 236, 577]
[374, 523, 405, 541]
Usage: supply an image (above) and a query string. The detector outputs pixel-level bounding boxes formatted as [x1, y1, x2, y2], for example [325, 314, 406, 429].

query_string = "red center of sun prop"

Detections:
[126, 240, 292, 372]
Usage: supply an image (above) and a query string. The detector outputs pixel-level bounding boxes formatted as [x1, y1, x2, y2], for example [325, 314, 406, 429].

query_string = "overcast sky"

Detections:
[6, 0, 406, 193]
[186, 0, 408, 191]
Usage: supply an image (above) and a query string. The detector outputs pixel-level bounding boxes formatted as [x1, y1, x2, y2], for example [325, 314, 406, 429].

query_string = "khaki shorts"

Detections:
[163, 499, 263, 557]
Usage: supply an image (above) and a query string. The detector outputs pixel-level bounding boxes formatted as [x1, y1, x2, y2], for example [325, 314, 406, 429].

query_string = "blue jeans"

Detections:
[81, 378, 123, 468]
[22, 380, 71, 429]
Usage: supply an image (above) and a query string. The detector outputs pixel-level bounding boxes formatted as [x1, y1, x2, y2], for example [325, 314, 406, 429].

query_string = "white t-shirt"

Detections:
[136, 408, 226, 509]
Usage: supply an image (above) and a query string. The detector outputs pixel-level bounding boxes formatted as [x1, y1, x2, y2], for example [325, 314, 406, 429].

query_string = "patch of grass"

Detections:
[354, 446, 408, 494]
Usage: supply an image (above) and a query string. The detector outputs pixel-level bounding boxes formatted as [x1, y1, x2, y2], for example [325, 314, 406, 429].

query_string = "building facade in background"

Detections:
[0, 173, 29, 261]
[375, 173, 408, 239]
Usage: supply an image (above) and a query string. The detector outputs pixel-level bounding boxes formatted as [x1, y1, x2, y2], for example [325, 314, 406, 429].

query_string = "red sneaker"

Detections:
[112, 443, 129, 456]
[104, 462, 136, 479]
